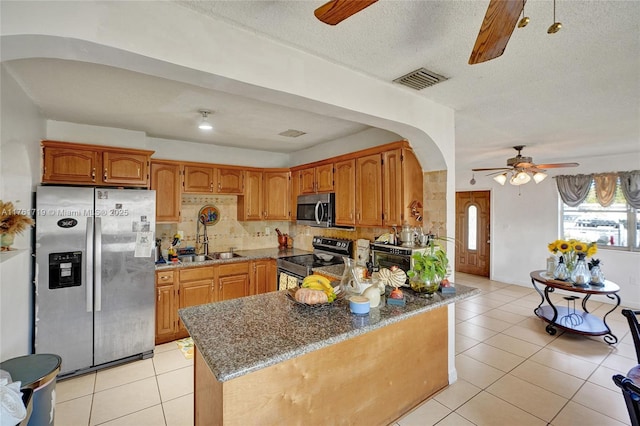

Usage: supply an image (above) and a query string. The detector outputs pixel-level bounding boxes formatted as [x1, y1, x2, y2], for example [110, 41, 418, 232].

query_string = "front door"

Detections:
[455, 191, 490, 277]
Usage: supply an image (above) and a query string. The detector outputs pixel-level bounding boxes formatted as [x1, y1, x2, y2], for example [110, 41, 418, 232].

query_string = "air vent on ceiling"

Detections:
[393, 68, 448, 91]
[278, 129, 307, 138]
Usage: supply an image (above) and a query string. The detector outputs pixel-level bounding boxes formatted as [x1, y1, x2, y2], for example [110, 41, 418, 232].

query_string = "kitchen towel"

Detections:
[278, 273, 299, 290]
[0, 373, 26, 426]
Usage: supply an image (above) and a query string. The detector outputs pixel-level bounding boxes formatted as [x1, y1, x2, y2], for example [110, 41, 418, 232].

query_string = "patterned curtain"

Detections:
[620, 170, 640, 209]
[555, 174, 593, 207]
[593, 173, 618, 207]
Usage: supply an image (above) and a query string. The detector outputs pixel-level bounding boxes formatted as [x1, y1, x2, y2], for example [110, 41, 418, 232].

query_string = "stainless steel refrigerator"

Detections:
[34, 186, 156, 377]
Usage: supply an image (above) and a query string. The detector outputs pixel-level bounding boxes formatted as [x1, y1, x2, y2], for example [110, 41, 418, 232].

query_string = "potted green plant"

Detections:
[407, 239, 449, 296]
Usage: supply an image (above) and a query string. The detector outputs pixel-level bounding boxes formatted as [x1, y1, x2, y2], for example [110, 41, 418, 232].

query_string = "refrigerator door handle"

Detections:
[95, 216, 102, 312]
[86, 217, 94, 313]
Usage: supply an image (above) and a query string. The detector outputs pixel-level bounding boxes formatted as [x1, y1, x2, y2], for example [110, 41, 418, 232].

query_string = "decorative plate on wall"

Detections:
[198, 205, 220, 226]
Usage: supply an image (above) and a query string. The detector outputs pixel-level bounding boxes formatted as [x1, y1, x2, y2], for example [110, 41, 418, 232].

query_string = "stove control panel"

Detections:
[312, 236, 353, 256]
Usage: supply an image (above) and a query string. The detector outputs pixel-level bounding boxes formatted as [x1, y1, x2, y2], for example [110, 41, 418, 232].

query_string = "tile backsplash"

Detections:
[156, 194, 291, 253]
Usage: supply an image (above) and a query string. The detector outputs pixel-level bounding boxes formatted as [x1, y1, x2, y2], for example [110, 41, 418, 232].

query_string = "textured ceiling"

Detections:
[4, 0, 639, 172]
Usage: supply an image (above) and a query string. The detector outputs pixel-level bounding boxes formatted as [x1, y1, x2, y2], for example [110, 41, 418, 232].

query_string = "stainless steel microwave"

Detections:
[296, 193, 336, 228]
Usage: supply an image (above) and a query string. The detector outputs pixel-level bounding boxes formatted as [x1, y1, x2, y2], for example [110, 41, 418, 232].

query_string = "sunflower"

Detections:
[547, 241, 559, 253]
[572, 241, 587, 253]
[557, 240, 571, 253]
[586, 243, 598, 257]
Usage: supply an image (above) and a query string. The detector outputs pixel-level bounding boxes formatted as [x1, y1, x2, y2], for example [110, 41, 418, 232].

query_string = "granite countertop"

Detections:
[155, 247, 312, 270]
[179, 283, 480, 382]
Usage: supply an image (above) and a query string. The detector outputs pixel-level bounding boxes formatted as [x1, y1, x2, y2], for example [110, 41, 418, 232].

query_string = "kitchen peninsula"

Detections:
[180, 283, 479, 425]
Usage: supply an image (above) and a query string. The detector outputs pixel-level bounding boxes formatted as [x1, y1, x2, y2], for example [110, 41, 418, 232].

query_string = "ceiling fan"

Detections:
[314, 0, 527, 64]
[472, 145, 579, 185]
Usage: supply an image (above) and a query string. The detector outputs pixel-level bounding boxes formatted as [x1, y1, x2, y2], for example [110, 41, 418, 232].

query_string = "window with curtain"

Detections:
[561, 178, 639, 251]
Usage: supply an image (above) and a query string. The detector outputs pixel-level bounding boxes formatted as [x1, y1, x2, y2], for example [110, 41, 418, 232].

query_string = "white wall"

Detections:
[47, 121, 290, 168]
[290, 128, 402, 166]
[0, 65, 45, 361]
[456, 151, 640, 308]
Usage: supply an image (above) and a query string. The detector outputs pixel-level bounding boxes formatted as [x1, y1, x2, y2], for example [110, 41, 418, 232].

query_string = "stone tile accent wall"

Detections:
[422, 170, 447, 238]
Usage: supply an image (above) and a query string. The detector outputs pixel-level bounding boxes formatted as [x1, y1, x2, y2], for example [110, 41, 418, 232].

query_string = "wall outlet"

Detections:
[265, 227, 271, 236]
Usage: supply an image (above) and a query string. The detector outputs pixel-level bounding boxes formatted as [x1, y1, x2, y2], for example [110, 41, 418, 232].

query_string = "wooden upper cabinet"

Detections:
[239, 170, 289, 221]
[238, 170, 263, 221]
[299, 168, 316, 194]
[43, 145, 99, 184]
[216, 168, 244, 194]
[400, 148, 424, 227]
[334, 159, 356, 226]
[290, 171, 300, 221]
[382, 149, 403, 227]
[264, 171, 290, 220]
[299, 164, 334, 194]
[103, 150, 148, 186]
[150, 160, 181, 223]
[316, 164, 334, 192]
[355, 154, 383, 227]
[41, 140, 153, 186]
[183, 165, 214, 193]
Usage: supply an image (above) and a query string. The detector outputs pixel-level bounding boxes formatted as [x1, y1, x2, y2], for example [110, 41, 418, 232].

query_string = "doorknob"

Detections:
[487, 239, 491, 244]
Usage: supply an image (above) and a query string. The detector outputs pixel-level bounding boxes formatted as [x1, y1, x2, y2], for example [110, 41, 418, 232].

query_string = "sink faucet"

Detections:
[196, 214, 209, 255]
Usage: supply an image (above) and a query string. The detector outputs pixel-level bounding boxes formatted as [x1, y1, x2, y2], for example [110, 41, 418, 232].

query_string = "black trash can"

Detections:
[0, 354, 61, 426]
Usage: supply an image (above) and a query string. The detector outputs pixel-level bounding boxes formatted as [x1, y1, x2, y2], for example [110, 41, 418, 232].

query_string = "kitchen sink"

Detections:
[206, 252, 242, 260]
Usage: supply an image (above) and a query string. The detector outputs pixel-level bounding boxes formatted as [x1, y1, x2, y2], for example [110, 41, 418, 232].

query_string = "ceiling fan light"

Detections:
[198, 110, 213, 130]
[511, 171, 531, 185]
[533, 171, 548, 183]
[493, 173, 507, 186]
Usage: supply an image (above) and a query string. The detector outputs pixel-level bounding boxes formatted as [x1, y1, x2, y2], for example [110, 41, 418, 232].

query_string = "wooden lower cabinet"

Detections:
[177, 267, 215, 338]
[251, 259, 277, 295]
[155, 270, 177, 345]
[217, 262, 250, 302]
[156, 260, 273, 343]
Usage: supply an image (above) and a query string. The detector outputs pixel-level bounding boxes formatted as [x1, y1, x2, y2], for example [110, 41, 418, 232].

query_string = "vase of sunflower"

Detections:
[548, 239, 597, 277]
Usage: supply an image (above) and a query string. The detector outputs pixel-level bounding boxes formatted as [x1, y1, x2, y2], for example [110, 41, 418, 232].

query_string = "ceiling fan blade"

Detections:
[469, 0, 524, 64]
[535, 162, 580, 169]
[471, 167, 512, 172]
[314, 0, 378, 25]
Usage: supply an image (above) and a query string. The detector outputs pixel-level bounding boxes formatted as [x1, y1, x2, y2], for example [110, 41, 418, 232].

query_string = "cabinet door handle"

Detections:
[91, 168, 96, 181]
[218, 182, 221, 191]
[157, 290, 161, 302]
[210, 182, 214, 192]
[104, 168, 108, 180]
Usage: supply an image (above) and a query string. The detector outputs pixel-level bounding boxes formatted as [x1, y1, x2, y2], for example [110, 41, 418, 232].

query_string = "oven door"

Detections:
[277, 267, 304, 290]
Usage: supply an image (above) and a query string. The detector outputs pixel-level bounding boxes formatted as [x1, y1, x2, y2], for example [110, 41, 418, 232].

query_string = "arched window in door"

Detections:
[467, 204, 478, 251]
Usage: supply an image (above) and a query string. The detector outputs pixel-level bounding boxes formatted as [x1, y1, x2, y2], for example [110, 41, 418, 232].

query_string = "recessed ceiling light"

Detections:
[198, 110, 213, 131]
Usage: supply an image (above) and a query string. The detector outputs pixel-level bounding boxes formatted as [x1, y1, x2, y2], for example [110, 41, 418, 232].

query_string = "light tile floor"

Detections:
[55, 273, 635, 425]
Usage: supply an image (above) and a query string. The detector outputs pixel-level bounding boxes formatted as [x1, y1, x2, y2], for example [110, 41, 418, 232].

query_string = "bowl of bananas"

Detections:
[287, 274, 342, 307]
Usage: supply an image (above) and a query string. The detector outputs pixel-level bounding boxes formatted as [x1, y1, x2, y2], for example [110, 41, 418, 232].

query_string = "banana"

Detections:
[302, 274, 335, 299]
